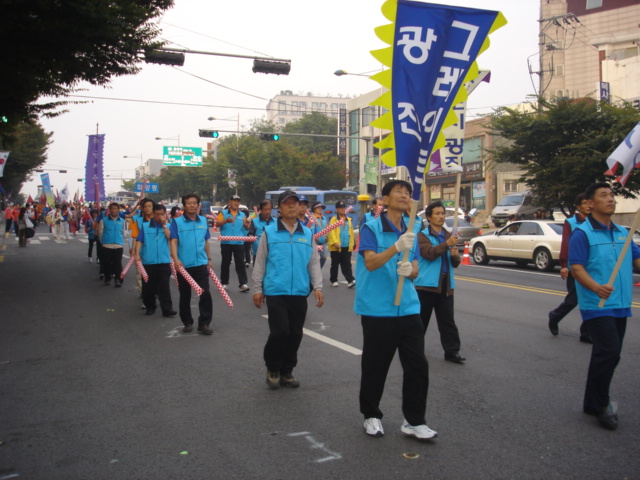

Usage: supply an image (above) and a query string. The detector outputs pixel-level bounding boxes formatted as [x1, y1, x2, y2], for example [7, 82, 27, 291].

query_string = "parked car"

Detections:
[469, 220, 563, 271]
[491, 190, 547, 227]
[417, 211, 481, 250]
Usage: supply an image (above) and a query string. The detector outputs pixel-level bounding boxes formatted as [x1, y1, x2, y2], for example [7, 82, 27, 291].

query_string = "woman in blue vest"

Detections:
[216, 194, 252, 292]
[415, 201, 465, 364]
[355, 180, 436, 441]
[311, 201, 328, 268]
[252, 190, 323, 390]
[97, 202, 126, 287]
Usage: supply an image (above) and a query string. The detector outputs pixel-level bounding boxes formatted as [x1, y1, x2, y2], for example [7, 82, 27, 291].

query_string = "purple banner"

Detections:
[84, 134, 105, 203]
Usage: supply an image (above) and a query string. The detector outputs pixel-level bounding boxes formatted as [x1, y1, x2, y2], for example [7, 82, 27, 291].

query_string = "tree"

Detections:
[0, 0, 173, 133]
[282, 112, 338, 154]
[0, 121, 52, 199]
[490, 98, 640, 216]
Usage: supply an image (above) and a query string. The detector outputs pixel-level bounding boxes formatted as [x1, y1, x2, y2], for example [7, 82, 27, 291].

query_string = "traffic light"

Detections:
[0, 116, 7, 123]
[144, 49, 185, 66]
[199, 129, 219, 138]
[260, 133, 280, 141]
[252, 59, 291, 75]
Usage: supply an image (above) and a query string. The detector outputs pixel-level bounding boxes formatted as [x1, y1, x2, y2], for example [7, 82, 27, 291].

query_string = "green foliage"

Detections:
[0, 0, 173, 135]
[0, 121, 52, 197]
[490, 98, 640, 215]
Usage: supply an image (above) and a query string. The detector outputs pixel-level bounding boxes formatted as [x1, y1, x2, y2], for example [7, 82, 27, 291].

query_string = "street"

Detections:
[1, 230, 639, 479]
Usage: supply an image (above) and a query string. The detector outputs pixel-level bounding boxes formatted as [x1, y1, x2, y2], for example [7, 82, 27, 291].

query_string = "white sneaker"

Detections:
[401, 420, 437, 440]
[222, 284, 228, 290]
[239, 284, 250, 292]
[347, 280, 356, 288]
[364, 418, 384, 437]
[332, 282, 339, 287]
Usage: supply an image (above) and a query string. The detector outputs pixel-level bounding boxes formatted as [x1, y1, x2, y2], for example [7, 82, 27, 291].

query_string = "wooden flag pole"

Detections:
[394, 199, 419, 306]
[598, 207, 640, 308]
[452, 172, 462, 233]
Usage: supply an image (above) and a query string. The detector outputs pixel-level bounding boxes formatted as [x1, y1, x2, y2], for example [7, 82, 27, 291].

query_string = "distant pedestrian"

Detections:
[247, 200, 275, 265]
[328, 201, 355, 288]
[135, 203, 176, 317]
[252, 190, 323, 390]
[216, 194, 251, 292]
[4, 204, 13, 233]
[96, 202, 126, 287]
[311, 201, 328, 268]
[415, 201, 465, 364]
[170, 194, 214, 335]
[548, 193, 592, 342]
[86, 210, 99, 262]
[569, 182, 640, 431]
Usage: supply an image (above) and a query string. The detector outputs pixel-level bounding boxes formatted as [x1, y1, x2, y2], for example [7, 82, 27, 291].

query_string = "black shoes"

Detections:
[198, 325, 213, 335]
[585, 403, 618, 431]
[579, 335, 593, 344]
[279, 373, 300, 388]
[162, 310, 178, 317]
[114, 279, 122, 288]
[183, 324, 193, 333]
[445, 353, 466, 364]
[548, 316, 559, 336]
[145, 308, 155, 316]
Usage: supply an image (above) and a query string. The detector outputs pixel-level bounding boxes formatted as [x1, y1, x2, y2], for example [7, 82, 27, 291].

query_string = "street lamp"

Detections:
[334, 69, 373, 77]
[155, 135, 180, 146]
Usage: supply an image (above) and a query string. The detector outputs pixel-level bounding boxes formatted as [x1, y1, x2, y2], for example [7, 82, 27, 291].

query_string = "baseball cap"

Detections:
[299, 195, 309, 205]
[277, 190, 300, 206]
[335, 201, 346, 208]
[311, 201, 325, 210]
[230, 194, 241, 201]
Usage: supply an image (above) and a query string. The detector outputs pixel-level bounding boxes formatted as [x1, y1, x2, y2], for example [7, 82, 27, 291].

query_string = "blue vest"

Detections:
[101, 216, 125, 245]
[140, 221, 171, 265]
[574, 219, 632, 312]
[174, 214, 209, 268]
[251, 215, 274, 255]
[566, 215, 581, 231]
[312, 215, 328, 245]
[220, 209, 247, 245]
[414, 228, 455, 290]
[354, 214, 421, 317]
[263, 219, 313, 296]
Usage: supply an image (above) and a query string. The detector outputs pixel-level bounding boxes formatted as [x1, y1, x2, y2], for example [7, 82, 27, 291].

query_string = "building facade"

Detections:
[539, 0, 640, 105]
[267, 90, 349, 126]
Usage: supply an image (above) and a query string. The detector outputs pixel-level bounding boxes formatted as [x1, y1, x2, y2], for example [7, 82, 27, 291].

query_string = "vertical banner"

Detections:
[365, 156, 379, 185]
[40, 173, 56, 207]
[370, 0, 506, 200]
[227, 169, 237, 188]
[0, 151, 9, 177]
[338, 108, 347, 156]
[85, 134, 105, 203]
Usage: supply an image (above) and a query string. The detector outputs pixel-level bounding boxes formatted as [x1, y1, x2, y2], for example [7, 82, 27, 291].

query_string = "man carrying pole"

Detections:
[569, 182, 640, 430]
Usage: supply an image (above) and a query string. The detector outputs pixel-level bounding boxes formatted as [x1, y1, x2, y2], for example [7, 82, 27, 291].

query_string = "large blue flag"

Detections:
[371, 0, 505, 200]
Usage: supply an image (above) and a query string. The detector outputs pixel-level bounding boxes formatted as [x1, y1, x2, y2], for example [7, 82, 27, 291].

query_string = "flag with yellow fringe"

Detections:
[370, 0, 506, 200]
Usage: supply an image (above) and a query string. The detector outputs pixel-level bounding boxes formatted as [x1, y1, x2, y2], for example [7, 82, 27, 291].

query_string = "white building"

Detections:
[266, 90, 350, 126]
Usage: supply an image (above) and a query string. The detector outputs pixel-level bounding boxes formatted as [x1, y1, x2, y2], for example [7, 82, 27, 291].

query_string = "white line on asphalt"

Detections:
[260, 314, 362, 355]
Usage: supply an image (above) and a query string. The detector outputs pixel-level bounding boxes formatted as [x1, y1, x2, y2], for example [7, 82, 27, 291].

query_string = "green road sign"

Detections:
[162, 146, 203, 167]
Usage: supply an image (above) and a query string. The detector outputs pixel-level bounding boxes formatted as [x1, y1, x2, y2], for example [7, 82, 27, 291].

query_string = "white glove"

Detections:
[396, 261, 412, 277]
[394, 231, 416, 253]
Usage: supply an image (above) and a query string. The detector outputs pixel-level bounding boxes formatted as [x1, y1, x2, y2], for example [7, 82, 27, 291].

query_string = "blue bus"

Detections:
[265, 187, 359, 224]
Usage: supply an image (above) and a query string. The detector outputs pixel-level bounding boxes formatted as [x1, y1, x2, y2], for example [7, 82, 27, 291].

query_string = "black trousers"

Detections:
[244, 242, 252, 265]
[417, 287, 461, 357]
[549, 275, 590, 337]
[359, 314, 429, 426]
[177, 265, 212, 327]
[220, 244, 248, 286]
[329, 248, 354, 283]
[102, 247, 123, 281]
[264, 295, 308, 375]
[142, 263, 173, 314]
[88, 239, 96, 258]
[97, 240, 105, 275]
[583, 316, 626, 414]
[5, 219, 11, 233]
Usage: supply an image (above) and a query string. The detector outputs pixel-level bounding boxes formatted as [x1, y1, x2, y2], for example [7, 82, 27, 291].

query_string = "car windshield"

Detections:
[444, 218, 472, 228]
[497, 194, 525, 207]
[547, 223, 563, 235]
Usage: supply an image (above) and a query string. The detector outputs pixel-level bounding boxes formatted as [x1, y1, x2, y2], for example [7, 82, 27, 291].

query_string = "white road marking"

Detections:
[260, 314, 361, 355]
[287, 432, 342, 463]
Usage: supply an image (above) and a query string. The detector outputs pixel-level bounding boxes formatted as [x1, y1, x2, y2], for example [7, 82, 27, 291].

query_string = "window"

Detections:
[504, 180, 518, 193]
[319, 103, 327, 113]
[464, 136, 483, 163]
[518, 222, 542, 236]
[554, 64, 564, 77]
[555, 89, 565, 98]
[362, 106, 376, 127]
[299, 102, 307, 114]
[278, 101, 286, 113]
[312, 102, 319, 111]
[330, 103, 338, 115]
[586, 0, 602, 9]
[349, 109, 360, 135]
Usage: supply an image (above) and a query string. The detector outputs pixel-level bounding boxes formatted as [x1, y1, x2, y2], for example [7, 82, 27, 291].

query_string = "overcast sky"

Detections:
[24, 0, 540, 198]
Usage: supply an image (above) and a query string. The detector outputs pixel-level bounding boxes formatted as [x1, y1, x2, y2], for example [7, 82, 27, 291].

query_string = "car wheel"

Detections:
[515, 260, 528, 267]
[472, 244, 490, 265]
[534, 247, 554, 272]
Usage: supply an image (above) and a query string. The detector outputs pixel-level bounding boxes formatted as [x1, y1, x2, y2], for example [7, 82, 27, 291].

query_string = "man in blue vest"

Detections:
[252, 190, 323, 390]
[569, 182, 640, 430]
[415, 201, 465, 364]
[170, 194, 214, 335]
[134, 203, 176, 317]
[355, 179, 436, 441]
[247, 199, 274, 265]
[311, 201, 328, 268]
[97, 202, 126, 287]
[216, 194, 252, 292]
[548, 193, 592, 342]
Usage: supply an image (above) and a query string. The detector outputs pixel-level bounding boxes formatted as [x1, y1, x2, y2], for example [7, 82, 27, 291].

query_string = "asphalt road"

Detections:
[1, 230, 639, 479]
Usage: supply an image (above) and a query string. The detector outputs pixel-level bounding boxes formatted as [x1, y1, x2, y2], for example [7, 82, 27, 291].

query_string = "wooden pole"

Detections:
[598, 207, 640, 308]
[394, 199, 419, 306]
[452, 172, 462, 233]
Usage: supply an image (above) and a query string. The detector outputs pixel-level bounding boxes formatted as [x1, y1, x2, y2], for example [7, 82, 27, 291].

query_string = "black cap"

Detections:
[299, 196, 309, 205]
[335, 201, 346, 208]
[312, 201, 325, 210]
[230, 194, 241, 200]
[277, 190, 300, 206]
